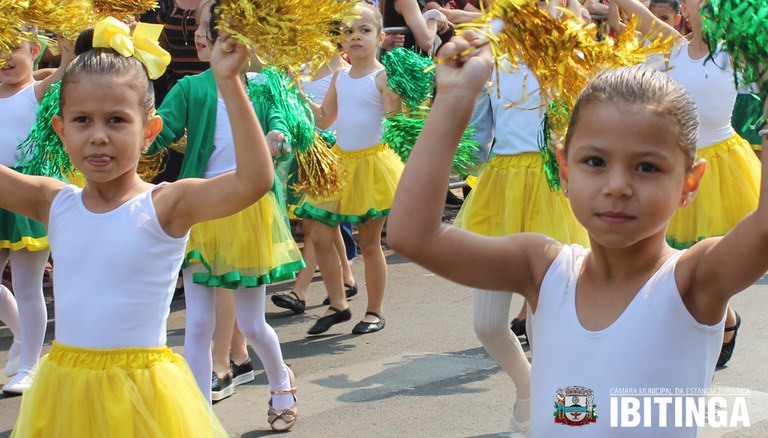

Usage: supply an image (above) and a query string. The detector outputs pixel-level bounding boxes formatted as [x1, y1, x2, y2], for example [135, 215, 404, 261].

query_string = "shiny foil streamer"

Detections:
[460, 1, 676, 110]
[92, 0, 158, 18]
[217, 0, 353, 74]
[292, 133, 347, 199]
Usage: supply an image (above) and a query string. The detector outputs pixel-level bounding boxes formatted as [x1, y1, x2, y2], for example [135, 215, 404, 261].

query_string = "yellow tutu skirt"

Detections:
[667, 134, 761, 249]
[183, 190, 305, 289]
[11, 342, 229, 438]
[455, 153, 589, 244]
[294, 144, 403, 226]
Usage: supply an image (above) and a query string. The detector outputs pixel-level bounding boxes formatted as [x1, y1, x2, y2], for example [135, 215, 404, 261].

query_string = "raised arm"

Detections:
[425, 2, 481, 24]
[387, 33, 560, 304]
[34, 38, 75, 102]
[683, 98, 768, 323]
[611, 0, 682, 41]
[397, 0, 440, 53]
[157, 34, 274, 237]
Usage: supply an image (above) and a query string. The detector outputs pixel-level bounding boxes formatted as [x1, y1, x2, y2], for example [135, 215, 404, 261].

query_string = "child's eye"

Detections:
[584, 157, 605, 167]
[72, 116, 88, 124]
[108, 116, 125, 124]
[636, 162, 659, 173]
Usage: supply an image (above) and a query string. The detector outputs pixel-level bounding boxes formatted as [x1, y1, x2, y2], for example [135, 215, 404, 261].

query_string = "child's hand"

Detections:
[57, 37, 76, 64]
[210, 32, 248, 81]
[434, 30, 492, 101]
[266, 131, 290, 156]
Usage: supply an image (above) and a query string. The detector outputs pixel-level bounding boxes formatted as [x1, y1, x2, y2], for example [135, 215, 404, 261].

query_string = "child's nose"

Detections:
[603, 169, 632, 197]
[90, 127, 109, 145]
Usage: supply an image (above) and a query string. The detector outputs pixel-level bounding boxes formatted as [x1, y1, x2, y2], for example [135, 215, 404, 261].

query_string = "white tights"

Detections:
[473, 289, 531, 422]
[0, 249, 49, 376]
[183, 264, 292, 407]
[0, 284, 21, 358]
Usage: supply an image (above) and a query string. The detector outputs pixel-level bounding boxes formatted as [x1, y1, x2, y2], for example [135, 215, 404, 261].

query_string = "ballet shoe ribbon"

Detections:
[93, 17, 171, 80]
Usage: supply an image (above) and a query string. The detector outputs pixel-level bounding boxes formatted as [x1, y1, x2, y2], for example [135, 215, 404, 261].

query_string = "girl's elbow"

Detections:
[386, 222, 414, 256]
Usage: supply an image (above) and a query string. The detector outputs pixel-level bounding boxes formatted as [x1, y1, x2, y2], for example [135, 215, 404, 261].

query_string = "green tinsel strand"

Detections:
[318, 129, 336, 148]
[16, 81, 71, 180]
[246, 68, 315, 154]
[381, 111, 480, 176]
[701, 0, 768, 109]
[381, 48, 436, 110]
[537, 111, 561, 192]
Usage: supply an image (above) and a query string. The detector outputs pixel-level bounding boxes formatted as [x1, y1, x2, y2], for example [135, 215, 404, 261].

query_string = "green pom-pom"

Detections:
[382, 111, 480, 176]
[382, 48, 436, 110]
[538, 100, 571, 192]
[701, 0, 768, 110]
[246, 68, 316, 154]
[16, 81, 71, 179]
[318, 129, 336, 148]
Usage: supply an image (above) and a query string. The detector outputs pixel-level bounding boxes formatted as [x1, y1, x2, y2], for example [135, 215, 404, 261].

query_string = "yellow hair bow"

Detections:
[93, 17, 171, 80]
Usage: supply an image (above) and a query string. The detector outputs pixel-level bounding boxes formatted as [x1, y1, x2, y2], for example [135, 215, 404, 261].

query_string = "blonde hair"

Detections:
[565, 65, 699, 166]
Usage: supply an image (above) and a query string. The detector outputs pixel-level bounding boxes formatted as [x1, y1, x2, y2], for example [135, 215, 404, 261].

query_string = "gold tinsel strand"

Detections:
[292, 133, 347, 200]
[137, 149, 168, 183]
[217, 0, 354, 73]
[1, 0, 93, 65]
[459, 1, 676, 111]
[92, 0, 158, 19]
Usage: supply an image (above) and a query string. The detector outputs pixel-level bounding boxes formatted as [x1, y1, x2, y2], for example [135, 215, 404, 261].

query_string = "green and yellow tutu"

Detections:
[11, 342, 229, 438]
[183, 184, 305, 289]
[667, 134, 761, 249]
[455, 153, 589, 244]
[0, 208, 48, 251]
[294, 144, 403, 227]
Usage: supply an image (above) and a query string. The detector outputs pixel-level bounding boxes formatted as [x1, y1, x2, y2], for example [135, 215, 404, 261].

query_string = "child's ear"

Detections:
[378, 31, 385, 46]
[51, 114, 65, 144]
[31, 42, 41, 59]
[680, 158, 706, 207]
[142, 115, 163, 154]
[556, 146, 569, 196]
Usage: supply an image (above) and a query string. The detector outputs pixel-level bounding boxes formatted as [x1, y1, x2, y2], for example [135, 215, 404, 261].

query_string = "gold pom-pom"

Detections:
[461, 1, 676, 110]
[137, 149, 168, 183]
[291, 133, 347, 199]
[217, 0, 353, 73]
[92, 0, 158, 19]
[20, 0, 93, 41]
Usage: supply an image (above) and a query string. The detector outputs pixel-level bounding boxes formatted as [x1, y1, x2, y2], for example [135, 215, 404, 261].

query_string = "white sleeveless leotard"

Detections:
[49, 184, 189, 349]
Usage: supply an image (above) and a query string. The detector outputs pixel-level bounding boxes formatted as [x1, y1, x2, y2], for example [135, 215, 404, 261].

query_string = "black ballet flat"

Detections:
[351, 312, 385, 335]
[307, 306, 351, 335]
[322, 283, 358, 305]
[271, 291, 306, 314]
[717, 312, 741, 368]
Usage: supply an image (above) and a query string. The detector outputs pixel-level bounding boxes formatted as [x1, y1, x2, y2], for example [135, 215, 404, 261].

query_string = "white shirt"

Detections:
[49, 184, 189, 349]
[665, 43, 736, 148]
[334, 67, 385, 151]
[530, 244, 723, 437]
[0, 83, 37, 167]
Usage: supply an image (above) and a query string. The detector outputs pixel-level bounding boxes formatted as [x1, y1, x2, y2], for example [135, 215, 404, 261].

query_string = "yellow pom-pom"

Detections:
[461, 1, 676, 111]
[217, 0, 354, 73]
[92, 0, 158, 19]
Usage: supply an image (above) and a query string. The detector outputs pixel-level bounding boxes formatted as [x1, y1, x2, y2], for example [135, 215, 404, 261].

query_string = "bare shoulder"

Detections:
[375, 69, 389, 91]
[149, 178, 201, 238]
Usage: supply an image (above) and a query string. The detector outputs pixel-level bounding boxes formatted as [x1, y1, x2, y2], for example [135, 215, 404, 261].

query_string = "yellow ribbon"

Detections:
[93, 17, 171, 80]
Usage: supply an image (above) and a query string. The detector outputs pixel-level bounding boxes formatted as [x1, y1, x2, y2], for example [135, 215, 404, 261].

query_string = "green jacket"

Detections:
[148, 69, 291, 179]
